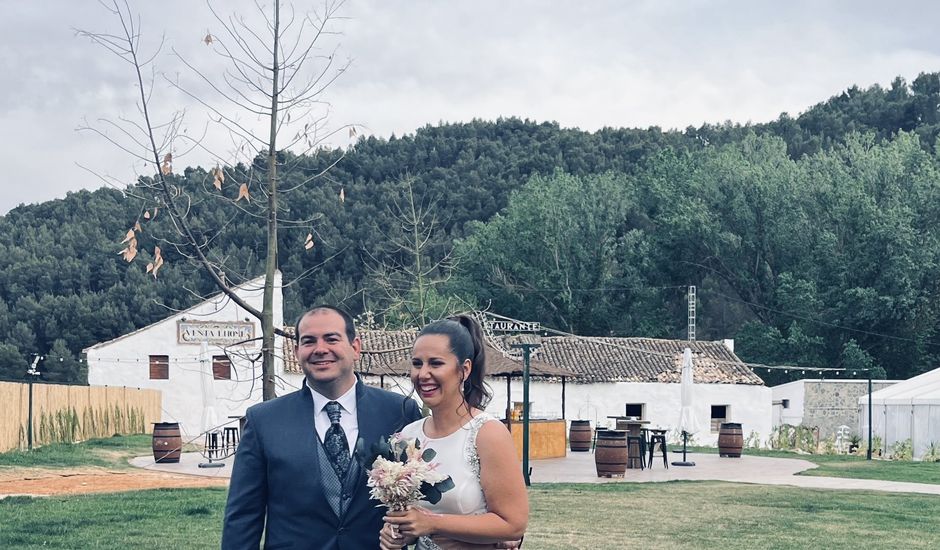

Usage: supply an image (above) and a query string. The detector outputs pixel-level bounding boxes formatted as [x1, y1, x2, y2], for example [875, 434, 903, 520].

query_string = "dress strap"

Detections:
[464, 412, 497, 479]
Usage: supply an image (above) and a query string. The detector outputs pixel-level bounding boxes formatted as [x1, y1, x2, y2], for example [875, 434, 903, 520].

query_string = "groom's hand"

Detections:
[379, 521, 415, 550]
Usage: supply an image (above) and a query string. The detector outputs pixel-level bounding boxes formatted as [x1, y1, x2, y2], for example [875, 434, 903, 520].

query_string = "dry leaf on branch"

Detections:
[236, 183, 250, 202]
[212, 166, 225, 190]
[143, 210, 151, 220]
[348, 126, 357, 138]
[134, 221, 142, 232]
[148, 246, 165, 278]
[121, 228, 135, 244]
[161, 153, 173, 175]
[339, 188, 345, 203]
[153, 207, 159, 219]
[203, 32, 213, 45]
[304, 233, 314, 250]
[118, 237, 138, 262]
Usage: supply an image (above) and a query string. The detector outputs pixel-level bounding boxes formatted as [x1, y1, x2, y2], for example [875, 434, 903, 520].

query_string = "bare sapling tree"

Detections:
[364, 178, 460, 328]
[78, 0, 353, 400]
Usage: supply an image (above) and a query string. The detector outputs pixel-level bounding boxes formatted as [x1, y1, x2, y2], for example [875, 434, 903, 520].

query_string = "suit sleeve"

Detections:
[404, 395, 422, 424]
[221, 410, 267, 549]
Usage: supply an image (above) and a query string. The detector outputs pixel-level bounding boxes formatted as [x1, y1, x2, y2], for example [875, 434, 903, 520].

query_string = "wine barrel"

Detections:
[594, 429, 628, 477]
[718, 422, 744, 457]
[152, 422, 182, 463]
[569, 420, 592, 452]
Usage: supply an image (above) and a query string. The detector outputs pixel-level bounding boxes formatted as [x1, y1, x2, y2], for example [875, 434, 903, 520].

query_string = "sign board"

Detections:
[177, 320, 256, 345]
[483, 319, 541, 333]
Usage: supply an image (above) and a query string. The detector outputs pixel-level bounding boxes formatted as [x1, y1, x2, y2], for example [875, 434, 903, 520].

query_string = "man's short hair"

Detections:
[294, 305, 357, 342]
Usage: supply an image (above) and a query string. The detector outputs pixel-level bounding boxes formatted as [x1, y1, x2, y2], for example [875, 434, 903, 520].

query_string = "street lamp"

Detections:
[26, 356, 42, 450]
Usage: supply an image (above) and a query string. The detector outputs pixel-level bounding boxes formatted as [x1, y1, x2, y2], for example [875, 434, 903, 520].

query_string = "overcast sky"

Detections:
[2, 0, 939, 214]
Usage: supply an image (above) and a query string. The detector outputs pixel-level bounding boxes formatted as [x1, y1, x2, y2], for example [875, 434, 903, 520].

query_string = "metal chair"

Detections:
[647, 431, 669, 468]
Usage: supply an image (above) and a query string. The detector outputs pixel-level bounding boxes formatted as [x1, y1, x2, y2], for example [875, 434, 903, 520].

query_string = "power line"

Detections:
[711, 289, 940, 349]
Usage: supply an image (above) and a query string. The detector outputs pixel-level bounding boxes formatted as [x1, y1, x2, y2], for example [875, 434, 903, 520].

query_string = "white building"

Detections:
[322, 332, 773, 447]
[85, 273, 284, 437]
[859, 367, 940, 460]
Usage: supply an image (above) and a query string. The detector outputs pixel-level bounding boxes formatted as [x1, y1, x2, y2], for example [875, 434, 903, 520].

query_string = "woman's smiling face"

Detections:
[410, 334, 471, 409]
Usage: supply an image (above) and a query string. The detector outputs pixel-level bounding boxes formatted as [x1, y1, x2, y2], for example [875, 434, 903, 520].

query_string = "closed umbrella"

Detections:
[672, 347, 698, 467]
[199, 342, 223, 468]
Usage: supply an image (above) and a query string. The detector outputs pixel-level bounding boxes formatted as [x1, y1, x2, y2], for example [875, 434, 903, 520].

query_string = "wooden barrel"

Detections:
[152, 422, 182, 463]
[569, 420, 592, 452]
[594, 429, 627, 477]
[718, 422, 744, 457]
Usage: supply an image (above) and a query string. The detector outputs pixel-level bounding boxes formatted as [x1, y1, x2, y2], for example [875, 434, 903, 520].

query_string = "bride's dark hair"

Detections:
[417, 315, 492, 409]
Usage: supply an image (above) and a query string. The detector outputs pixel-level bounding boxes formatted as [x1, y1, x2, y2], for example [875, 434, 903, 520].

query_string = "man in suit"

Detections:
[222, 305, 422, 549]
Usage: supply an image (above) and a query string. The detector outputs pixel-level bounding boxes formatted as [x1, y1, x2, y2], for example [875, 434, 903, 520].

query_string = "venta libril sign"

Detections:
[177, 320, 255, 345]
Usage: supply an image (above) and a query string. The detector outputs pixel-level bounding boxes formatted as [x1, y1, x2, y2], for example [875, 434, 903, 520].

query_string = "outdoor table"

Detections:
[607, 416, 650, 468]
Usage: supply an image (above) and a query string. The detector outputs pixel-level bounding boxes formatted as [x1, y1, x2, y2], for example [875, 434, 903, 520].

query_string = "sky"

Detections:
[2, 0, 939, 215]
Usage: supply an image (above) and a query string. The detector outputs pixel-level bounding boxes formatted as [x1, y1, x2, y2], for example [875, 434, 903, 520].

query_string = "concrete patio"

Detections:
[130, 449, 940, 495]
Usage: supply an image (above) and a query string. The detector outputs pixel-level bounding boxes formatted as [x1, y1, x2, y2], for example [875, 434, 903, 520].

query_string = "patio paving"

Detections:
[130, 449, 940, 496]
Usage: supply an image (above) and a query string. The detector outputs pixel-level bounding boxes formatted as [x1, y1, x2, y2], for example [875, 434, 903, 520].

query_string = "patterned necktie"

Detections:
[324, 401, 350, 479]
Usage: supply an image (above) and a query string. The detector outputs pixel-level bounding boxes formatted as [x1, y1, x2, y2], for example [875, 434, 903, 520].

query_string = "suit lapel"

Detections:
[295, 383, 328, 508]
[355, 382, 382, 456]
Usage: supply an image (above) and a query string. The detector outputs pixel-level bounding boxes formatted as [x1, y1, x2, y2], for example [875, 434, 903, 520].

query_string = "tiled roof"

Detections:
[534, 337, 763, 385]
[282, 327, 419, 375]
[284, 329, 761, 385]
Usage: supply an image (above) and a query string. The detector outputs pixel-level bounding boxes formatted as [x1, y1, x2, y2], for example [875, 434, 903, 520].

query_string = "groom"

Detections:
[222, 305, 422, 549]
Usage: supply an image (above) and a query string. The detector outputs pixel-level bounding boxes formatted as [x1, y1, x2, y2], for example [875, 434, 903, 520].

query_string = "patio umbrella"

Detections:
[672, 347, 698, 467]
[198, 342, 223, 467]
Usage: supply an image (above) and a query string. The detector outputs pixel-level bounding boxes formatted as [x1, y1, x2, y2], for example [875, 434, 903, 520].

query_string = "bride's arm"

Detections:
[385, 421, 529, 544]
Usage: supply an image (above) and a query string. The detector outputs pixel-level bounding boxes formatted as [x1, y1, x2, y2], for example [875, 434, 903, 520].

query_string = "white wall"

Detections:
[86, 274, 283, 437]
[771, 380, 806, 428]
[365, 375, 772, 447]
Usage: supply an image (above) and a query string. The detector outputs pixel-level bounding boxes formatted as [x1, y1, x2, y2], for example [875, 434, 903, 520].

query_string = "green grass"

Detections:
[0, 435, 150, 469]
[1, 483, 938, 549]
[0, 488, 229, 549]
[0, 434, 198, 470]
[689, 446, 940, 485]
[526, 482, 940, 549]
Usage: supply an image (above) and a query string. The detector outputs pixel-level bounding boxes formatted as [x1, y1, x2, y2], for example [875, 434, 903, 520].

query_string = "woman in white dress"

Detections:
[379, 316, 529, 550]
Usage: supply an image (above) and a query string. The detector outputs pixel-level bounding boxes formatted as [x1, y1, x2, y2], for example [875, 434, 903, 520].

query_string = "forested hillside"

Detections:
[3, 72, 940, 384]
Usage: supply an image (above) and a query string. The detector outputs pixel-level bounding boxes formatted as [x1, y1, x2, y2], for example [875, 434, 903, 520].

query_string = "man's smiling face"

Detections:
[295, 309, 361, 397]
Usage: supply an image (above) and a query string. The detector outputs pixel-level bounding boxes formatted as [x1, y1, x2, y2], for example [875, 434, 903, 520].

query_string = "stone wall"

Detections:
[803, 380, 896, 438]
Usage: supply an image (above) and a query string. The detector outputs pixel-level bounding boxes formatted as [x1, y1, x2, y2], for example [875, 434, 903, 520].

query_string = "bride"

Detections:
[379, 316, 528, 550]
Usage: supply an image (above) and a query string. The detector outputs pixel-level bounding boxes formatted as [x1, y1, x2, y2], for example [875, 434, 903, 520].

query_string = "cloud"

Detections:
[2, 0, 940, 213]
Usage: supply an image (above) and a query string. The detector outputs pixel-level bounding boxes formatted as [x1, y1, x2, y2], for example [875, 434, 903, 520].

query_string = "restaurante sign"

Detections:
[483, 320, 541, 333]
[177, 320, 256, 345]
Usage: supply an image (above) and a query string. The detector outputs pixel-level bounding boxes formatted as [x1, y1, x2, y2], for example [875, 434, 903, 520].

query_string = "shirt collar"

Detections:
[309, 380, 358, 416]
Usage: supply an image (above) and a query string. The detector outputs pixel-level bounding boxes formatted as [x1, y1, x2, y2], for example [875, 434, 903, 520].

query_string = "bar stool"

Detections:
[627, 435, 646, 469]
[647, 430, 669, 469]
[223, 426, 240, 454]
[204, 430, 222, 459]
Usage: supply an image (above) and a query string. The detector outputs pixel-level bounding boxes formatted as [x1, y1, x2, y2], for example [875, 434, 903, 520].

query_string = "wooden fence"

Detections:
[0, 381, 162, 453]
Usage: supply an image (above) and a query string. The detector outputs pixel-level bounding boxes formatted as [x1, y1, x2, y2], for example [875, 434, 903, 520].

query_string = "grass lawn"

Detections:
[0, 434, 198, 470]
[690, 446, 940, 485]
[1, 482, 938, 549]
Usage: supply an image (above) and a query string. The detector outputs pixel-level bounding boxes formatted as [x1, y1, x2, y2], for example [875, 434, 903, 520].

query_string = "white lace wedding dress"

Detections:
[397, 412, 499, 550]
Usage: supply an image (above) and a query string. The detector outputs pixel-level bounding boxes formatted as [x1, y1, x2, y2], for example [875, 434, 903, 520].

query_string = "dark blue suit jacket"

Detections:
[221, 381, 422, 549]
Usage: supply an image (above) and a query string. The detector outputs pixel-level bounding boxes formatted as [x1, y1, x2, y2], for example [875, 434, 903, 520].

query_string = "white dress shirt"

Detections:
[309, 381, 359, 456]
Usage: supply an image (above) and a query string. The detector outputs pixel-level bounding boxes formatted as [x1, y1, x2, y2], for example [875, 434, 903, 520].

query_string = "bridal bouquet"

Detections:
[359, 434, 454, 511]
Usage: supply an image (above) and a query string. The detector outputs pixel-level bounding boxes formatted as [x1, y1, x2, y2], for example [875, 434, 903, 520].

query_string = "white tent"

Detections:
[859, 367, 940, 460]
